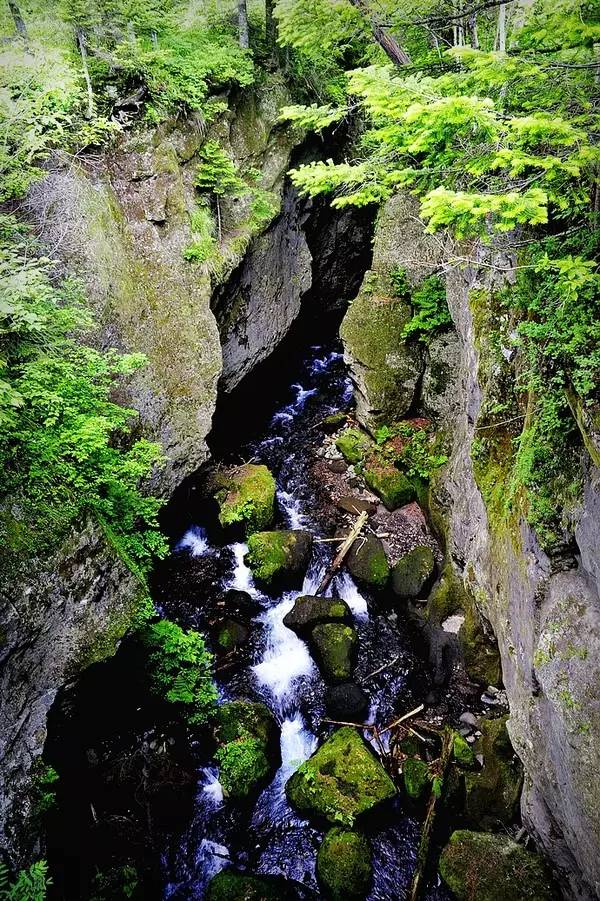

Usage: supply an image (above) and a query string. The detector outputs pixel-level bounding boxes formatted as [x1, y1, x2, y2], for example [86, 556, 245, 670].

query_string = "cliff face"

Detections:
[341, 196, 600, 899]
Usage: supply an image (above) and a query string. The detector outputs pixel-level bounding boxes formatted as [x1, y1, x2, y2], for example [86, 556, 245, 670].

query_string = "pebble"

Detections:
[459, 711, 479, 728]
[466, 735, 476, 744]
[482, 689, 508, 707]
[476, 754, 484, 766]
[459, 726, 471, 737]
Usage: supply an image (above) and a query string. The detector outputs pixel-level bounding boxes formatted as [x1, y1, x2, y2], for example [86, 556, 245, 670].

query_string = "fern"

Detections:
[0, 861, 50, 901]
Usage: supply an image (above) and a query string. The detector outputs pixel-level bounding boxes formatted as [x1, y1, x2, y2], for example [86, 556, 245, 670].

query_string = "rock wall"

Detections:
[340, 194, 600, 898]
[435, 263, 600, 900]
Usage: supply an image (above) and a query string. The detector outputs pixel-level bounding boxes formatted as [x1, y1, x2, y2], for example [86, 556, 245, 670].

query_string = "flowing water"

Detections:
[152, 342, 450, 900]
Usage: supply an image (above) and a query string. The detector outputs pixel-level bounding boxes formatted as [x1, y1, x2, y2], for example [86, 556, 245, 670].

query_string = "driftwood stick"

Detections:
[315, 510, 369, 595]
[364, 653, 401, 681]
[321, 718, 375, 730]
[378, 704, 425, 736]
[408, 728, 454, 901]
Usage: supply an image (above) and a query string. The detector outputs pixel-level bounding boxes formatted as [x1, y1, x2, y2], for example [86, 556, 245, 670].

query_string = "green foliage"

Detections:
[0, 221, 167, 570]
[390, 269, 452, 342]
[375, 422, 448, 480]
[0, 861, 50, 901]
[139, 619, 218, 726]
[30, 761, 59, 820]
[90, 864, 139, 901]
[194, 141, 246, 197]
[183, 205, 218, 264]
[215, 735, 270, 797]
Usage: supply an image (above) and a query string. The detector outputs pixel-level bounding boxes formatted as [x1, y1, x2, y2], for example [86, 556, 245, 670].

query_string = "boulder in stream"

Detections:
[283, 595, 352, 636]
[245, 529, 312, 586]
[345, 532, 390, 589]
[214, 701, 280, 801]
[462, 716, 523, 828]
[211, 463, 276, 535]
[392, 545, 435, 598]
[403, 757, 430, 800]
[325, 682, 370, 721]
[286, 726, 396, 825]
[310, 623, 357, 682]
[317, 827, 372, 899]
[206, 870, 295, 900]
[439, 830, 556, 901]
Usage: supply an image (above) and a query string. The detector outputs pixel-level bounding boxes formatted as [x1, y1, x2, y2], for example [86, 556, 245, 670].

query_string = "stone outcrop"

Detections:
[340, 194, 442, 431]
[0, 522, 143, 862]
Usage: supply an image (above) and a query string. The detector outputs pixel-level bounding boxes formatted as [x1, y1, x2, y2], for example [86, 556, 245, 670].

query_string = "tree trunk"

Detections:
[265, 0, 276, 52]
[468, 12, 480, 48]
[495, 1, 507, 51]
[76, 27, 95, 119]
[347, 0, 411, 66]
[7, 0, 28, 42]
[316, 511, 369, 596]
[238, 0, 250, 49]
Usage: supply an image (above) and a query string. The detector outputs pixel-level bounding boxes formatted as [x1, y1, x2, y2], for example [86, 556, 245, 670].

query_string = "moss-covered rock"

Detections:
[206, 870, 293, 901]
[392, 546, 435, 599]
[346, 533, 390, 589]
[439, 830, 556, 901]
[336, 428, 373, 465]
[317, 828, 372, 899]
[286, 727, 396, 826]
[363, 455, 417, 510]
[323, 412, 348, 432]
[403, 757, 430, 800]
[453, 732, 476, 768]
[426, 563, 465, 623]
[216, 619, 250, 653]
[245, 529, 312, 585]
[212, 464, 276, 535]
[325, 683, 370, 721]
[310, 623, 358, 683]
[463, 716, 523, 828]
[283, 595, 352, 636]
[214, 701, 280, 800]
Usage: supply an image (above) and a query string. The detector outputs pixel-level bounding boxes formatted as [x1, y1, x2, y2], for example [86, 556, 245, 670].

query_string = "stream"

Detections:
[153, 340, 450, 900]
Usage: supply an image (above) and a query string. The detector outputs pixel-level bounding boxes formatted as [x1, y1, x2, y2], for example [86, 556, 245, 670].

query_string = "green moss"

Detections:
[439, 830, 555, 901]
[323, 412, 348, 431]
[214, 701, 278, 800]
[426, 564, 465, 623]
[206, 871, 287, 900]
[286, 727, 396, 826]
[392, 546, 435, 599]
[459, 598, 502, 688]
[403, 757, 430, 800]
[214, 464, 276, 535]
[346, 533, 390, 589]
[453, 733, 476, 768]
[245, 529, 311, 583]
[336, 428, 373, 464]
[363, 456, 417, 510]
[283, 595, 352, 634]
[317, 828, 372, 899]
[311, 623, 357, 682]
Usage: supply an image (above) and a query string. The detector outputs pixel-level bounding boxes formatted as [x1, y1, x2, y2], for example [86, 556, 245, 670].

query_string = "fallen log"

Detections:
[315, 510, 369, 595]
[408, 728, 454, 901]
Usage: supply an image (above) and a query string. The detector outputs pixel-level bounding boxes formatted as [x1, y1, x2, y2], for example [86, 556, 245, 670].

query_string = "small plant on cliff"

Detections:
[194, 141, 247, 240]
[402, 276, 452, 343]
[139, 619, 218, 727]
[0, 860, 50, 901]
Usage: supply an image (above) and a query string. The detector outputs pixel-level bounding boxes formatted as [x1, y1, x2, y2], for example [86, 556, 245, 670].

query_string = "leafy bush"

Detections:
[390, 268, 453, 343]
[139, 619, 218, 727]
[0, 861, 50, 901]
[0, 221, 167, 570]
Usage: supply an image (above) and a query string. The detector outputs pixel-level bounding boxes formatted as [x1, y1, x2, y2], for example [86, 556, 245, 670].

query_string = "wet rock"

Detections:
[459, 600, 502, 688]
[459, 711, 479, 729]
[453, 732, 476, 768]
[206, 870, 294, 900]
[328, 459, 348, 474]
[286, 727, 396, 825]
[363, 455, 417, 511]
[214, 701, 280, 801]
[245, 529, 312, 585]
[463, 716, 523, 828]
[336, 496, 378, 516]
[317, 828, 372, 899]
[283, 595, 352, 636]
[421, 330, 462, 427]
[403, 757, 430, 800]
[392, 546, 435, 598]
[325, 683, 370, 721]
[322, 412, 348, 432]
[439, 830, 556, 901]
[311, 623, 358, 683]
[219, 588, 262, 618]
[336, 428, 373, 465]
[345, 532, 390, 589]
[211, 464, 276, 535]
[215, 619, 250, 653]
